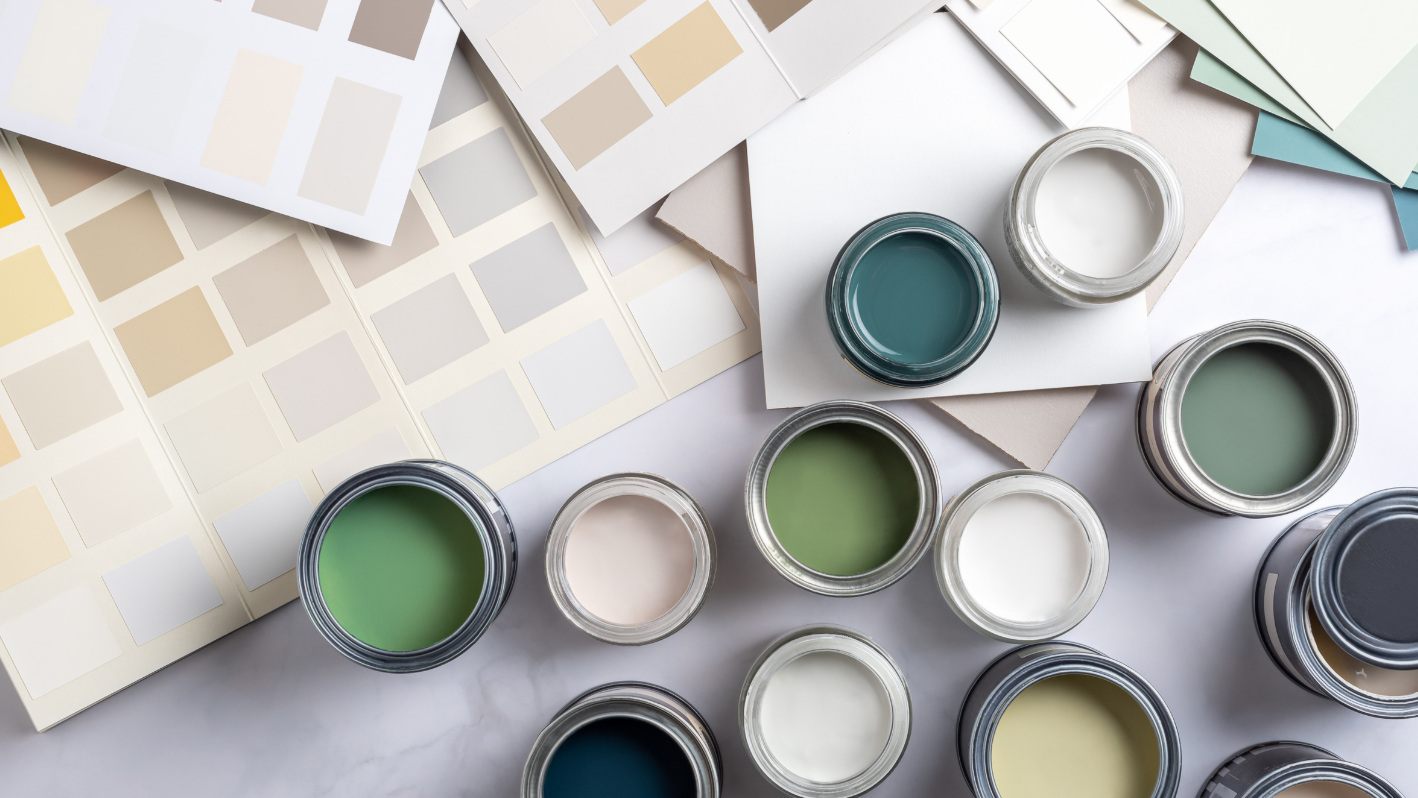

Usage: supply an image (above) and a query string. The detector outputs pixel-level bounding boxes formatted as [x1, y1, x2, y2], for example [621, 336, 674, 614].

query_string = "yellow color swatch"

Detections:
[592, 0, 646, 24]
[0, 247, 74, 348]
[114, 287, 233, 397]
[0, 170, 23, 229]
[0, 416, 19, 469]
[0, 486, 71, 592]
[632, 2, 743, 106]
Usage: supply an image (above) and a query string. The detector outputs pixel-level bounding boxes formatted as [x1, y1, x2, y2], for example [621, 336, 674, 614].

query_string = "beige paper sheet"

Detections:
[656, 142, 756, 280]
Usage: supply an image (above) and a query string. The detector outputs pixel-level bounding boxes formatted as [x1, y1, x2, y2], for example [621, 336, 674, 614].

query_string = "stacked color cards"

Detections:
[0, 0, 459, 243]
[0, 44, 759, 731]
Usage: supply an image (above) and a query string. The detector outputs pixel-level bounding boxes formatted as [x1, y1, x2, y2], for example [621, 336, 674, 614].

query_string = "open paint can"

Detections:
[1138, 320, 1357, 517]
[958, 642, 1182, 798]
[936, 470, 1109, 643]
[1254, 491, 1418, 718]
[298, 460, 516, 672]
[1006, 127, 1184, 307]
[522, 682, 722, 798]
[546, 473, 716, 645]
[739, 625, 911, 798]
[825, 212, 1000, 387]
[1200, 742, 1402, 798]
[746, 401, 940, 596]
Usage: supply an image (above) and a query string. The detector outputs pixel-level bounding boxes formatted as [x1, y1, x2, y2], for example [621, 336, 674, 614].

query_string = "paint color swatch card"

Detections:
[440, 0, 941, 235]
[0, 42, 758, 731]
[750, 12, 1152, 409]
[0, 0, 460, 244]
[946, 0, 1175, 128]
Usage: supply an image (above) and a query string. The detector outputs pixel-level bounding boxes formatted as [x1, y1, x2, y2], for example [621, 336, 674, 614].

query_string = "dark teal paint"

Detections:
[846, 231, 980, 365]
[543, 717, 696, 798]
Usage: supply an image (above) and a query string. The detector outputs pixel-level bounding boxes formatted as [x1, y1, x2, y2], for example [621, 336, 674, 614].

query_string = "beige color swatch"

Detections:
[114, 287, 234, 397]
[2, 342, 123, 449]
[746, 0, 814, 32]
[632, 3, 743, 105]
[329, 193, 438, 287]
[542, 67, 653, 170]
[213, 235, 329, 345]
[657, 142, 755, 280]
[0, 417, 19, 468]
[251, 0, 329, 30]
[165, 181, 268, 250]
[347, 0, 438, 60]
[66, 191, 184, 301]
[200, 49, 306, 185]
[262, 332, 380, 441]
[5, 0, 111, 125]
[593, 0, 647, 24]
[52, 440, 172, 547]
[17, 137, 124, 205]
[297, 78, 402, 214]
[0, 587, 121, 699]
[0, 246, 74, 348]
[164, 382, 283, 492]
[0, 486, 71, 592]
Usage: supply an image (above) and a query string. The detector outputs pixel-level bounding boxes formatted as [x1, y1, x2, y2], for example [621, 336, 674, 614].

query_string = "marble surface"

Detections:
[5, 160, 1418, 796]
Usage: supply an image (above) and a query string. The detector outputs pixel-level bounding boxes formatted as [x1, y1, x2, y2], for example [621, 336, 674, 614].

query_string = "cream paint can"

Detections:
[1199, 742, 1401, 798]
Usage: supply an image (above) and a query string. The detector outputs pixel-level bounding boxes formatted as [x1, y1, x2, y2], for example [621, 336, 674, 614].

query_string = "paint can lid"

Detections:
[1311, 488, 1418, 669]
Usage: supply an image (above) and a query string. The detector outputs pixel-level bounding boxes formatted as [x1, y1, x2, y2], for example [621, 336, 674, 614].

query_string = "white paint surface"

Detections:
[759, 651, 892, 783]
[564, 494, 694, 626]
[958, 491, 1090, 622]
[1035, 147, 1164, 278]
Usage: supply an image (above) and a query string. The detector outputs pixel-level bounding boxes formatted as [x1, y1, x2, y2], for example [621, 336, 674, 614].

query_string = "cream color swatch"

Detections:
[66, 191, 184, 302]
[2, 342, 123, 449]
[0, 486, 71, 592]
[1000, 0, 1133, 105]
[592, 0, 647, 24]
[200, 49, 306, 185]
[17, 137, 123, 205]
[0, 587, 121, 699]
[632, 3, 743, 105]
[0, 417, 19, 468]
[114, 287, 234, 397]
[52, 440, 172, 548]
[164, 383, 283, 492]
[541, 67, 653, 170]
[5, 0, 111, 124]
[488, 0, 598, 88]
[0, 246, 73, 348]
[297, 78, 402, 214]
[212, 236, 329, 346]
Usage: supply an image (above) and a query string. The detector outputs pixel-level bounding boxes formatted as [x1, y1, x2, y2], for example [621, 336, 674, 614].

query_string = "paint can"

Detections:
[825, 212, 1000, 387]
[1254, 492, 1418, 718]
[936, 470, 1109, 643]
[546, 473, 716, 645]
[1199, 742, 1402, 798]
[1006, 128, 1184, 307]
[739, 624, 911, 798]
[957, 642, 1182, 798]
[745, 401, 940, 596]
[298, 459, 516, 672]
[1137, 320, 1357, 517]
[523, 681, 722, 798]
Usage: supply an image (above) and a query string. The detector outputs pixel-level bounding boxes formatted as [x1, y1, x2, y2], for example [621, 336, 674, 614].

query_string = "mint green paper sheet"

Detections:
[1141, 0, 1418, 184]
[1391, 186, 1418, 251]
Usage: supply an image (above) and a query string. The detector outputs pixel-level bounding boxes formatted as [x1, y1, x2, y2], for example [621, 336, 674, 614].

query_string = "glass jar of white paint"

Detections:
[1006, 127, 1184, 307]
[936, 470, 1108, 643]
[1200, 741, 1402, 798]
[546, 473, 716, 646]
[739, 625, 912, 798]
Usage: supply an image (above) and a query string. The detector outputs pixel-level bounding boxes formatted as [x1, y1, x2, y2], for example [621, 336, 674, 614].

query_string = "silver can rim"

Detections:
[521, 681, 723, 798]
[1137, 320, 1357, 517]
[545, 472, 717, 646]
[1197, 741, 1403, 798]
[745, 401, 941, 596]
[935, 469, 1109, 643]
[738, 624, 912, 798]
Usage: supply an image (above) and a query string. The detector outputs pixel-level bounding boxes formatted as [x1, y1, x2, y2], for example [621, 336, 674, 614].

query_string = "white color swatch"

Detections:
[262, 332, 381, 442]
[165, 383, 283, 492]
[423, 370, 540, 471]
[579, 202, 684, 276]
[212, 479, 312, 591]
[1001, 0, 1133, 105]
[520, 320, 638, 429]
[748, 13, 1151, 408]
[487, 0, 597, 89]
[4, 0, 110, 124]
[628, 261, 744, 370]
[102, 536, 223, 646]
[312, 428, 412, 492]
[0, 587, 122, 699]
[102, 20, 205, 154]
[52, 439, 172, 548]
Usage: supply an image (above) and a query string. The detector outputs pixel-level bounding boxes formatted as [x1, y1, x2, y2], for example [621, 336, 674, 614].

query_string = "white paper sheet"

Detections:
[749, 12, 1151, 408]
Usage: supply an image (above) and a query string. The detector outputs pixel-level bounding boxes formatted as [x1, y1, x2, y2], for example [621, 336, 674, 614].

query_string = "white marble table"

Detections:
[4, 160, 1418, 797]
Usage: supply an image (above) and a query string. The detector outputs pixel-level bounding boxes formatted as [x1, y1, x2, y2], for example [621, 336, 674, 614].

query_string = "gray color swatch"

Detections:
[252, 0, 329, 30]
[2, 342, 123, 449]
[262, 332, 381, 441]
[348, 0, 437, 60]
[419, 128, 536, 237]
[371, 274, 488, 383]
[166, 181, 268, 250]
[330, 193, 439, 288]
[213, 235, 329, 345]
[422, 370, 539, 471]
[469, 223, 586, 332]
[579, 200, 682, 275]
[430, 43, 487, 129]
[519, 320, 636, 429]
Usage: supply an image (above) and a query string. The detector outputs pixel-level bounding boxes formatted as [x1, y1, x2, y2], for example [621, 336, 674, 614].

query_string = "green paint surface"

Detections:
[847, 231, 979, 364]
[317, 485, 485, 652]
[1181, 343, 1335, 496]
[765, 422, 919, 576]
